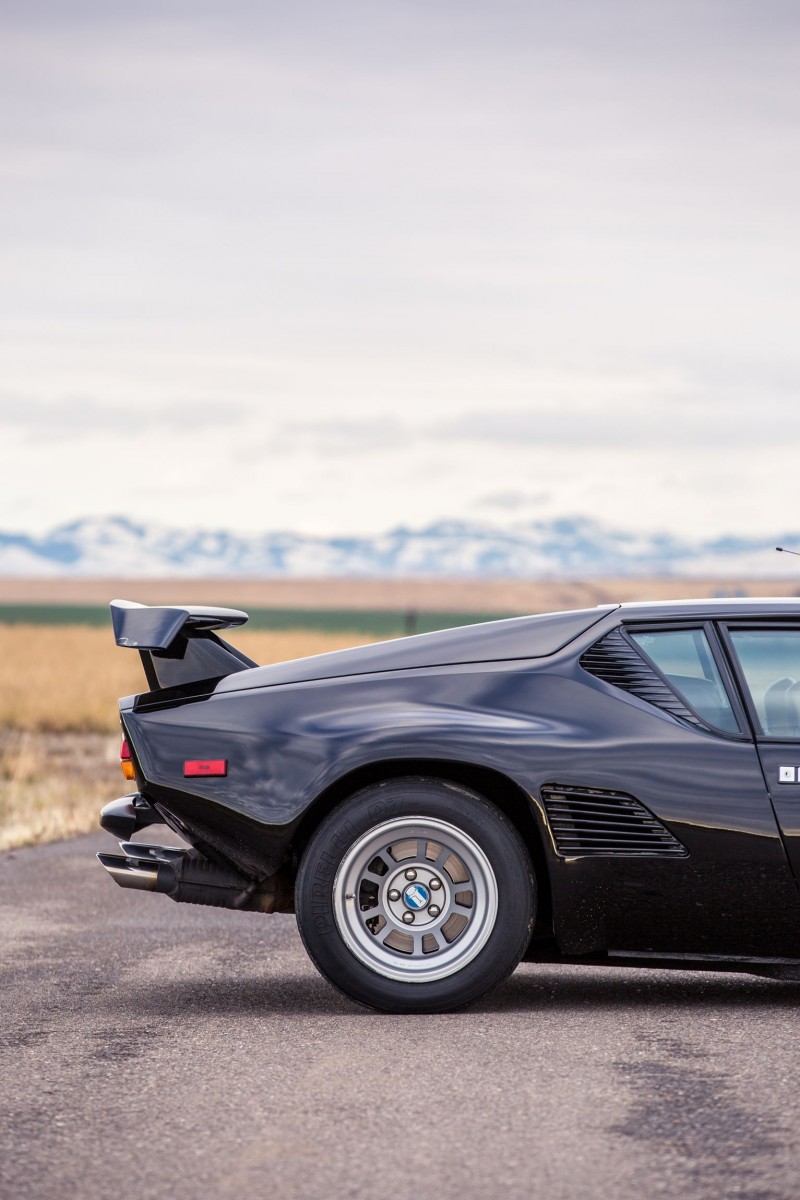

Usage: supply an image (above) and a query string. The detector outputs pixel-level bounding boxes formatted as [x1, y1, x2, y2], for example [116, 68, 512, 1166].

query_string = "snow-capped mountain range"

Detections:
[0, 516, 794, 577]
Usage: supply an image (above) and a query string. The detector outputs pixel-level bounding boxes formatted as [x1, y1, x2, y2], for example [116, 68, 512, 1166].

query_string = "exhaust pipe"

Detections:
[97, 844, 294, 913]
[97, 852, 158, 892]
[118, 841, 185, 862]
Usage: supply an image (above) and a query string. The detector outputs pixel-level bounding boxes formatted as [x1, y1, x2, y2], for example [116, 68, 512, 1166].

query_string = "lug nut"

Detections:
[388, 889, 401, 902]
[429, 877, 442, 891]
[428, 904, 441, 918]
[404, 868, 417, 881]
[402, 911, 415, 924]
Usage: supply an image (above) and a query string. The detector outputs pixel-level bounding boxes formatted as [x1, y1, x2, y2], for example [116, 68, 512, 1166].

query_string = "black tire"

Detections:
[295, 777, 536, 1013]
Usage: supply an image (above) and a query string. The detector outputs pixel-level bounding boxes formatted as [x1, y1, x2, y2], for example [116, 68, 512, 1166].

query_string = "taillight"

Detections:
[120, 736, 135, 781]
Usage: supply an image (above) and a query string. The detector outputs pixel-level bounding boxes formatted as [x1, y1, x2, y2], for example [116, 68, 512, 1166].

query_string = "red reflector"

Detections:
[120, 738, 131, 761]
[184, 759, 227, 778]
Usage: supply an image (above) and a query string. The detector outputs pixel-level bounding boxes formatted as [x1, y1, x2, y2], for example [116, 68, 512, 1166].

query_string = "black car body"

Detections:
[98, 597, 800, 1011]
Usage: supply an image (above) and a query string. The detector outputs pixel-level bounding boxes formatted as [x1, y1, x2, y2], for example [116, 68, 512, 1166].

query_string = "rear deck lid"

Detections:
[216, 605, 618, 693]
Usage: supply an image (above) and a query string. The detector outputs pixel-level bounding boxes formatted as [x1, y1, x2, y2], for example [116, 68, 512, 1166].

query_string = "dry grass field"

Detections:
[0, 730, 121, 852]
[0, 625, 376, 851]
[0, 625, 376, 734]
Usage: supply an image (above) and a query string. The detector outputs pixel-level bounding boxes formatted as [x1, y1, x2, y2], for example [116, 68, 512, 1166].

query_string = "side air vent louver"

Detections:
[541, 784, 688, 858]
[579, 628, 702, 727]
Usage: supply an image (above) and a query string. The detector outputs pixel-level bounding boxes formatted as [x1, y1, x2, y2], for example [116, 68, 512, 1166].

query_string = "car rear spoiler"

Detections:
[110, 599, 257, 691]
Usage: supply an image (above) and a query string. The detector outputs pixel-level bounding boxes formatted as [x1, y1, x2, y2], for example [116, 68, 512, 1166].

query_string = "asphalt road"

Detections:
[2, 832, 799, 1200]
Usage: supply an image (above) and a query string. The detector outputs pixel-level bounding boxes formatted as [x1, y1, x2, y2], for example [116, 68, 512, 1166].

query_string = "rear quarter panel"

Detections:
[124, 645, 800, 958]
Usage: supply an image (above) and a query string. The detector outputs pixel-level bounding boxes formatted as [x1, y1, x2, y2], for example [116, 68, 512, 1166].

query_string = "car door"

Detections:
[575, 619, 800, 959]
[722, 622, 800, 887]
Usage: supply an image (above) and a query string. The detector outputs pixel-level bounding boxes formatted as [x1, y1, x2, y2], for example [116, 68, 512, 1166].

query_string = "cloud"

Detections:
[273, 374, 800, 455]
[273, 419, 413, 453]
[472, 491, 552, 512]
[0, 394, 247, 439]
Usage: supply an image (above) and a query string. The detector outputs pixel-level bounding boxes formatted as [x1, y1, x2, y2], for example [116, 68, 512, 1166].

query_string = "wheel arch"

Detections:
[292, 757, 553, 934]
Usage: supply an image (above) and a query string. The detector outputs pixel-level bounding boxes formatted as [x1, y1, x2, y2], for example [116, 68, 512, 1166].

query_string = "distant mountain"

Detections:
[0, 515, 792, 577]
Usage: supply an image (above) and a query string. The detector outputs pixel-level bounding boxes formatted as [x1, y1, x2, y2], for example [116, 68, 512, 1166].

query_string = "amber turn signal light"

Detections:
[120, 735, 134, 780]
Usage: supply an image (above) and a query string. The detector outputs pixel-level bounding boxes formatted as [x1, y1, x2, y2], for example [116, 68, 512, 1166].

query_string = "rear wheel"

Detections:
[295, 777, 536, 1012]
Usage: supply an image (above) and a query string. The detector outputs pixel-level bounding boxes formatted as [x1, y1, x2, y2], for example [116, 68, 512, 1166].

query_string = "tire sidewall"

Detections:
[296, 778, 536, 1013]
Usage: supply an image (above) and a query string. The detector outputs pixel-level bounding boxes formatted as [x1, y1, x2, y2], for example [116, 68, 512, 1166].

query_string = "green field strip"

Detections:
[0, 603, 517, 636]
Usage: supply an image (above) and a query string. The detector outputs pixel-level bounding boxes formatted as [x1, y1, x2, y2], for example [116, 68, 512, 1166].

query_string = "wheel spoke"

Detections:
[362, 904, 387, 925]
[443, 893, 470, 922]
[433, 845, 451, 869]
[433, 846, 471, 887]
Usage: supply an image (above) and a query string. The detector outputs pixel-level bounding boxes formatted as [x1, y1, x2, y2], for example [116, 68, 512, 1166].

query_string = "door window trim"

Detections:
[718, 621, 800, 742]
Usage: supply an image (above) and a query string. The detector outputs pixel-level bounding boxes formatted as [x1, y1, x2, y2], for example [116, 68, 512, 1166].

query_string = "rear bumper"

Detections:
[100, 794, 161, 840]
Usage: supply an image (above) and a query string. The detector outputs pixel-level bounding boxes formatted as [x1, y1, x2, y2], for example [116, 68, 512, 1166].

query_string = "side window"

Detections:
[728, 630, 800, 737]
[629, 629, 739, 733]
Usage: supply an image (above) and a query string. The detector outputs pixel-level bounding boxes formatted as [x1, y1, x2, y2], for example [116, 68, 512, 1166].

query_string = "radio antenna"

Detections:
[776, 546, 800, 557]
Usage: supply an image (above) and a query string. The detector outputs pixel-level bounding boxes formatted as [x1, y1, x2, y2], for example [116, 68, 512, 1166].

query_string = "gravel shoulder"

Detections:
[2, 832, 799, 1200]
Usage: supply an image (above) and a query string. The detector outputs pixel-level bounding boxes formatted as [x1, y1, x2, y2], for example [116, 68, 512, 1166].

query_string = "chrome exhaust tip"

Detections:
[97, 852, 159, 892]
[117, 841, 185, 862]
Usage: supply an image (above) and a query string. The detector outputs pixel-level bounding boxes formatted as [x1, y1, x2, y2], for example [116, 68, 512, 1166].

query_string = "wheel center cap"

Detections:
[403, 882, 430, 911]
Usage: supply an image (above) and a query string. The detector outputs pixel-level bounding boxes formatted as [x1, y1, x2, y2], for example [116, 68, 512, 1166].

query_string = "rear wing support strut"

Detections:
[110, 600, 256, 691]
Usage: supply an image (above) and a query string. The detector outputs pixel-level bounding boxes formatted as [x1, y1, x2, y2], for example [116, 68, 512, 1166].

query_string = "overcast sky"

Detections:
[2, 0, 800, 538]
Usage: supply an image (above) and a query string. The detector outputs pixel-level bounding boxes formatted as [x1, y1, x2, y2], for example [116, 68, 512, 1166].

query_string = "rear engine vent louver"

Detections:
[541, 784, 688, 858]
[579, 628, 702, 727]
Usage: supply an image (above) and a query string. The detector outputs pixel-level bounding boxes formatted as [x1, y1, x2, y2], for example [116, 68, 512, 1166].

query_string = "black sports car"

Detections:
[98, 597, 800, 1012]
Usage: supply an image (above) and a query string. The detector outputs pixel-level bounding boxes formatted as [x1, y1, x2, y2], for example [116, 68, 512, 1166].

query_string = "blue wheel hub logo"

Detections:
[403, 882, 430, 911]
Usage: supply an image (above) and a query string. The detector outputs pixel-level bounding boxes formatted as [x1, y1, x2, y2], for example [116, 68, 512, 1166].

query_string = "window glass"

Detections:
[630, 629, 738, 732]
[728, 630, 800, 737]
